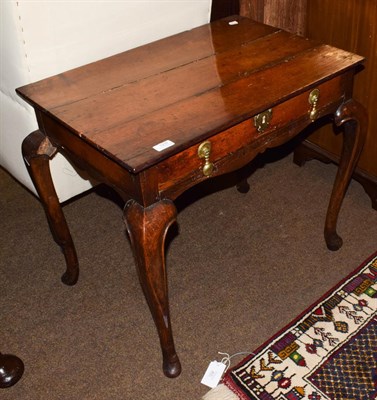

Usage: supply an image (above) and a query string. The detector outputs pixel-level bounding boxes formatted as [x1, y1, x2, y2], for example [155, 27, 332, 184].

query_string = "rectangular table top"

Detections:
[16, 16, 363, 173]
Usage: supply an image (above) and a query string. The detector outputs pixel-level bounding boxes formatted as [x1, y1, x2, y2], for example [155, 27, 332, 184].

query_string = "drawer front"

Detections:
[154, 74, 347, 199]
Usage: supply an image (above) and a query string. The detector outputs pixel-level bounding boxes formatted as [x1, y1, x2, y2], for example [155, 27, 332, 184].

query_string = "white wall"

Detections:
[0, 0, 212, 201]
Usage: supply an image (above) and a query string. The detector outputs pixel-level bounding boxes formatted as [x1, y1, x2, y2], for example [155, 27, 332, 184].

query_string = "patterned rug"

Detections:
[203, 252, 377, 400]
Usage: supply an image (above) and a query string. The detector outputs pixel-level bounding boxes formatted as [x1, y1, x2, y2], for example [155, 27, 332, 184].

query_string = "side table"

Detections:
[16, 16, 367, 377]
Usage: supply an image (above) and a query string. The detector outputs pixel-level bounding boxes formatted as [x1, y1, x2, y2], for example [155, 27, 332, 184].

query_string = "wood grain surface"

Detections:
[17, 15, 363, 173]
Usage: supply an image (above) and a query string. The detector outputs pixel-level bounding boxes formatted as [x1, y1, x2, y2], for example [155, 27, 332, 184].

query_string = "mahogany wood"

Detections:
[17, 16, 367, 377]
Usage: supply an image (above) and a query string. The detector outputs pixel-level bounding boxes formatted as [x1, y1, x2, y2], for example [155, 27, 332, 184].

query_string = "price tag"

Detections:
[201, 361, 227, 388]
[153, 140, 175, 152]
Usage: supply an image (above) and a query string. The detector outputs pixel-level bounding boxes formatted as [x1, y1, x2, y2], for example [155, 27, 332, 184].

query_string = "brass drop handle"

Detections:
[308, 88, 320, 121]
[198, 141, 214, 177]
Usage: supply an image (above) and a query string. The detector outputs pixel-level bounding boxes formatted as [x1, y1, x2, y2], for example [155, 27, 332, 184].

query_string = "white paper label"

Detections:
[201, 361, 227, 388]
[228, 20, 239, 25]
[153, 140, 175, 152]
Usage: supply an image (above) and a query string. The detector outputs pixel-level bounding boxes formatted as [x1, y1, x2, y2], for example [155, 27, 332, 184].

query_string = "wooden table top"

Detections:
[17, 16, 363, 173]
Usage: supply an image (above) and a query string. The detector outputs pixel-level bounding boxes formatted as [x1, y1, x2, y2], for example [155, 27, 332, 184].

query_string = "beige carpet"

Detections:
[1, 152, 377, 399]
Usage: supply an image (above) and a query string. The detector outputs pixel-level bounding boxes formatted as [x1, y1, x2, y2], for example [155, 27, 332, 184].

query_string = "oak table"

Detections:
[17, 16, 367, 378]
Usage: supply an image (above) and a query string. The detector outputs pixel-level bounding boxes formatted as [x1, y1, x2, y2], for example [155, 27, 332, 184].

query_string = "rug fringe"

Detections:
[202, 384, 238, 400]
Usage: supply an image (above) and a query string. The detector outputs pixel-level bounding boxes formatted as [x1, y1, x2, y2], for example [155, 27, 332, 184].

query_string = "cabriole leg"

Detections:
[123, 199, 181, 378]
[325, 100, 368, 250]
[22, 130, 79, 285]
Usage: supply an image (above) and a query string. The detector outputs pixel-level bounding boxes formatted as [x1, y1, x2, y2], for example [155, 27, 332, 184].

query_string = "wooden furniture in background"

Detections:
[295, 0, 377, 210]
[239, 0, 307, 36]
[17, 16, 366, 378]
[233, 0, 377, 209]
[210, 0, 239, 21]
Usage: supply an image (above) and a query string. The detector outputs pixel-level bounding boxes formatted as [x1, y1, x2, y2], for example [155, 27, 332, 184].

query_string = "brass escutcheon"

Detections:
[254, 109, 273, 133]
[308, 88, 320, 121]
[198, 141, 214, 177]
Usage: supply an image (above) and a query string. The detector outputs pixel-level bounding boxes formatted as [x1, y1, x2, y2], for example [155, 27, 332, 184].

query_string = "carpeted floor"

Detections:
[1, 151, 377, 399]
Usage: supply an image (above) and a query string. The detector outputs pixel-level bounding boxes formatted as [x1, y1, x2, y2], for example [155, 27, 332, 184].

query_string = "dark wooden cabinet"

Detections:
[238, 0, 307, 36]
[298, 0, 377, 209]
[212, 0, 377, 209]
[210, 0, 239, 21]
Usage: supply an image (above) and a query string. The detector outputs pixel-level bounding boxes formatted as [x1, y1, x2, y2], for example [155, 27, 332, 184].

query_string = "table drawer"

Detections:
[155, 74, 346, 199]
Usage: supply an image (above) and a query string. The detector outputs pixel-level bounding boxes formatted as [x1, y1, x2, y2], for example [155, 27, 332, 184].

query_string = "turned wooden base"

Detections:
[294, 140, 377, 211]
[0, 353, 24, 389]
